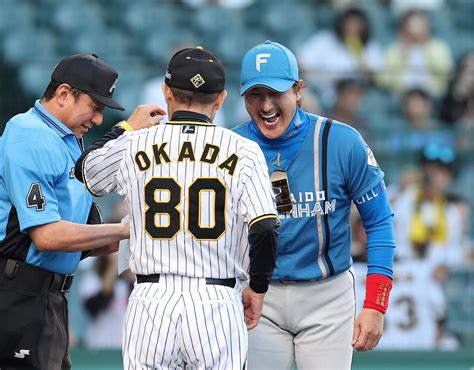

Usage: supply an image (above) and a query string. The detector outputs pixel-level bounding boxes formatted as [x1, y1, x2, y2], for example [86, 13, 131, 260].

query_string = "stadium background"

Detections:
[0, 0, 472, 369]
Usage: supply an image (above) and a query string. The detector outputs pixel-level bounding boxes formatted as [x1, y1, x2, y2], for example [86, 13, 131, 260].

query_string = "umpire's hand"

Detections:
[127, 104, 166, 130]
[352, 308, 384, 351]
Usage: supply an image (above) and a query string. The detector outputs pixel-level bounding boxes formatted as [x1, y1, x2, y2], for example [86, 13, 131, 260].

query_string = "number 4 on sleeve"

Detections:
[26, 182, 46, 211]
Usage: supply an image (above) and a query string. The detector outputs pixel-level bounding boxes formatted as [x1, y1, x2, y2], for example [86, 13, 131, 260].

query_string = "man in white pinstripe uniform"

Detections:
[75, 47, 279, 370]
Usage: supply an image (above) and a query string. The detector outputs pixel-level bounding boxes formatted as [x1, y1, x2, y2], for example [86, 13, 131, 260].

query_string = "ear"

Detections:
[293, 79, 304, 101]
[55, 84, 72, 107]
[214, 90, 227, 111]
[162, 83, 173, 104]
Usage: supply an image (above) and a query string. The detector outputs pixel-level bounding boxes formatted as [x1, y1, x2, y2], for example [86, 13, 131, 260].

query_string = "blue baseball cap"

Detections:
[240, 40, 299, 96]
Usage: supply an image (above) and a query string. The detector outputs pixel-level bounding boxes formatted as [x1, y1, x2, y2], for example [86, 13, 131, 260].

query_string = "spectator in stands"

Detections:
[298, 7, 382, 107]
[391, 144, 468, 270]
[326, 78, 368, 135]
[180, 0, 254, 9]
[439, 51, 474, 150]
[390, 145, 468, 350]
[381, 88, 454, 154]
[377, 9, 453, 97]
[390, 0, 445, 16]
[403, 88, 440, 129]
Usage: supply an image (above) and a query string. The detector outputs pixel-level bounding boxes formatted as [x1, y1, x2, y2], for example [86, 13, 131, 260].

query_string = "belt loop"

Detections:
[5, 259, 19, 279]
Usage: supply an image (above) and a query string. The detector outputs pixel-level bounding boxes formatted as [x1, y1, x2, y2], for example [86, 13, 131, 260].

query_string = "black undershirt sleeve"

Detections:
[80, 202, 104, 260]
[75, 125, 126, 184]
[248, 217, 279, 293]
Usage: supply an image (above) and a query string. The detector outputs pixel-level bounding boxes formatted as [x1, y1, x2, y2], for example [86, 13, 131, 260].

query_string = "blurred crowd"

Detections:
[0, 0, 471, 353]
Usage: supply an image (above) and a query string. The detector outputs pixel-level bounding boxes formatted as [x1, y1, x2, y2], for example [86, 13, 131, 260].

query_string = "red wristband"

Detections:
[363, 273, 392, 314]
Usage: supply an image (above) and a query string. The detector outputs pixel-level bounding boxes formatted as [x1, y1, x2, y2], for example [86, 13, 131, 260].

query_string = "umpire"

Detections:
[0, 54, 163, 369]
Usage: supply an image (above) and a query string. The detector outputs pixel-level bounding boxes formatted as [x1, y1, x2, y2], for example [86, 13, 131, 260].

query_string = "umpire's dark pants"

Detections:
[0, 258, 72, 370]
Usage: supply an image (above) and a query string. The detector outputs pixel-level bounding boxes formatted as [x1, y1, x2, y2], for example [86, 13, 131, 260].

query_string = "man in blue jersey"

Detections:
[0, 54, 164, 369]
[233, 41, 395, 369]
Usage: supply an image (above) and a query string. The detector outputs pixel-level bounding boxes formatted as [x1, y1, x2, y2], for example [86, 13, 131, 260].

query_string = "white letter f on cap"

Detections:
[256, 53, 271, 72]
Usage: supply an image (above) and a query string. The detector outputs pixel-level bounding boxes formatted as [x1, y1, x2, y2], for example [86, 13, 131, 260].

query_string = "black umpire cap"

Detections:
[165, 46, 225, 94]
[51, 54, 125, 111]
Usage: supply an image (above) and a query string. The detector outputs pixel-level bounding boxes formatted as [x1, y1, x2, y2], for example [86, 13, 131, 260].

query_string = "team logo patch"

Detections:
[182, 125, 196, 134]
[190, 74, 205, 88]
[270, 150, 288, 168]
[109, 78, 118, 93]
[367, 147, 379, 167]
[256, 53, 271, 72]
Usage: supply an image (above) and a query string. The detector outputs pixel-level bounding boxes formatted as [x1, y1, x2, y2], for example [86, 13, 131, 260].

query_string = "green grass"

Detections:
[70, 348, 474, 370]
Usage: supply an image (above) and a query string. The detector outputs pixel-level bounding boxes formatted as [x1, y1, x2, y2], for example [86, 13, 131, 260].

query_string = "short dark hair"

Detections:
[293, 82, 303, 108]
[42, 80, 85, 102]
[169, 86, 219, 106]
[403, 87, 430, 101]
[335, 8, 371, 46]
[335, 78, 364, 94]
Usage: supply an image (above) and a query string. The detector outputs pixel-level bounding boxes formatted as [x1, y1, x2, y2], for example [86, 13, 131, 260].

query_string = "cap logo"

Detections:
[109, 78, 118, 93]
[190, 74, 205, 89]
[256, 53, 271, 72]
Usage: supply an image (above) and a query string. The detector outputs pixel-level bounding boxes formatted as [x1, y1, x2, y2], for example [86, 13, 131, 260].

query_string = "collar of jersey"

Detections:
[167, 110, 214, 126]
[249, 108, 308, 145]
[33, 100, 74, 138]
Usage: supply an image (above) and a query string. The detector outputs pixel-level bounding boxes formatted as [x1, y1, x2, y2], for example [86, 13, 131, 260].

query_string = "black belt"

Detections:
[136, 274, 236, 288]
[0, 258, 74, 293]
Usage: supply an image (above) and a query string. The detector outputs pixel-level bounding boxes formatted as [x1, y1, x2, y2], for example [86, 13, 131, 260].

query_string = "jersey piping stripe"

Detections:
[34, 106, 83, 149]
[321, 118, 335, 277]
[314, 116, 328, 279]
[33, 106, 68, 136]
[248, 214, 279, 228]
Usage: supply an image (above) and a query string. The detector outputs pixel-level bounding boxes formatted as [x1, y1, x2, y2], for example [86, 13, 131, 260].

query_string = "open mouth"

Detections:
[260, 112, 280, 127]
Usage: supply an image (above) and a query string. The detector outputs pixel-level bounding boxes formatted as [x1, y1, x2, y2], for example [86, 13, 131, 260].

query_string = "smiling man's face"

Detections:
[63, 90, 105, 138]
[244, 84, 301, 139]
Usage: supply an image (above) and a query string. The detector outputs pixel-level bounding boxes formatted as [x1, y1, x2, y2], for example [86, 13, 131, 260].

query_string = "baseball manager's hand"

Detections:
[127, 104, 166, 130]
[242, 287, 265, 330]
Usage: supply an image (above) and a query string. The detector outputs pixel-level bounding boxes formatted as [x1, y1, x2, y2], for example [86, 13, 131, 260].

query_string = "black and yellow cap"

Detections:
[165, 46, 225, 94]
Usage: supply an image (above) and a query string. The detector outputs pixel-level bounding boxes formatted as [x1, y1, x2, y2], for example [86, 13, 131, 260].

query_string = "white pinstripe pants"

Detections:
[123, 274, 247, 370]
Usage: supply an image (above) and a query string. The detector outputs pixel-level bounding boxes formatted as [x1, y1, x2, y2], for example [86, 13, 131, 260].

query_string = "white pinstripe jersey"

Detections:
[83, 120, 277, 279]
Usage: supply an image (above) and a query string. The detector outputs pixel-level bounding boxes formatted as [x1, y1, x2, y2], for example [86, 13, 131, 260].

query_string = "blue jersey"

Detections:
[0, 100, 92, 274]
[234, 109, 392, 280]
